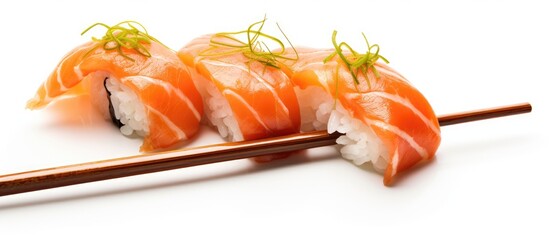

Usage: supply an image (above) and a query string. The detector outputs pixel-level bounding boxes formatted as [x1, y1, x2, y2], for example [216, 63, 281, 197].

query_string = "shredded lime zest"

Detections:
[200, 16, 298, 69]
[81, 20, 165, 61]
[324, 30, 389, 88]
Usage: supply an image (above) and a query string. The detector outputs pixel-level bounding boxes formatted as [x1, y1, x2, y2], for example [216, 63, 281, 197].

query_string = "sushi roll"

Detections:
[283, 32, 441, 185]
[27, 21, 203, 151]
[177, 19, 300, 160]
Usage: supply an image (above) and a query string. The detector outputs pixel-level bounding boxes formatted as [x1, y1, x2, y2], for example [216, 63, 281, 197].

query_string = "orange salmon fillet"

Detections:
[178, 35, 300, 141]
[27, 41, 203, 151]
[286, 48, 441, 185]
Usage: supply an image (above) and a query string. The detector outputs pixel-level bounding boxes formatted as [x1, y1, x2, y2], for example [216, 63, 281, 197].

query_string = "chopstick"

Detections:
[437, 102, 532, 126]
[0, 102, 532, 197]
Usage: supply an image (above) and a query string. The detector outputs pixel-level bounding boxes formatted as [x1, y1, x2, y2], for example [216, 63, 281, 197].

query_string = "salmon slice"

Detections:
[286, 47, 441, 185]
[27, 39, 203, 152]
[178, 35, 301, 160]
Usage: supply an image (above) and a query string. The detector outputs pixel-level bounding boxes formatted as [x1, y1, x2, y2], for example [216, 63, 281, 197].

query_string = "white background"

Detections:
[0, 0, 547, 239]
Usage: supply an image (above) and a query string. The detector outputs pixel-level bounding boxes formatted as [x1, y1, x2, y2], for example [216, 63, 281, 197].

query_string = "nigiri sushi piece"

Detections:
[27, 21, 203, 151]
[283, 32, 441, 185]
[177, 19, 300, 161]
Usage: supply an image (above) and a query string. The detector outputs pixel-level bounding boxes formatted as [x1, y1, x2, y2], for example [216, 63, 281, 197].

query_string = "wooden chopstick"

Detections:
[0, 103, 532, 197]
[437, 102, 532, 126]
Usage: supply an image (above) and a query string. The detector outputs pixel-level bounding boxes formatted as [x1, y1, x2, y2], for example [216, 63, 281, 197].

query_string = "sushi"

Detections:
[177, 19, 301, 160]
[283, 32, 441, 185]
[26, 21, 204, 151]
[26, 19, 439, 183]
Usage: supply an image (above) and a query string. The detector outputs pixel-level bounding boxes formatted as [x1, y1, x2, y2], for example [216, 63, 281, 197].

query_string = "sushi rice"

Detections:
[104, 78, 149, 137]
[90, 73, 150, 137]
[195, 77, 243, 142]
[294, 86, 389, 172]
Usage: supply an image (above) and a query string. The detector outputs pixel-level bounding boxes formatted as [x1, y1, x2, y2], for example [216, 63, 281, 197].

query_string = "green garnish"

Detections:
[324, 30, 389, 88]
[81, 20, 165, 61]
[200, 16, 298, 69]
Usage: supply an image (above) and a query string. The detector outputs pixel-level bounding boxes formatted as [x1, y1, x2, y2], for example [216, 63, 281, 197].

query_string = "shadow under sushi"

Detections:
[38, 95, 108, 128]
